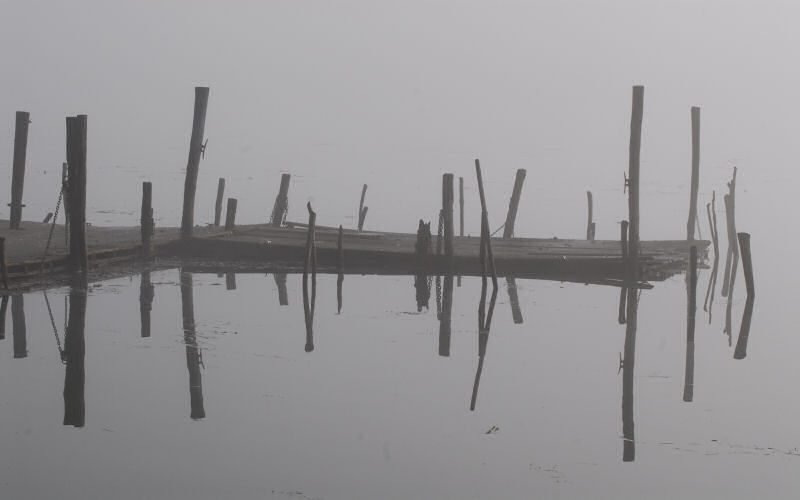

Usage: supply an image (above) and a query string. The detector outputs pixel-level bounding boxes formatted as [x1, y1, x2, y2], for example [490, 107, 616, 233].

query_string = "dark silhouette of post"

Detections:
[358, 184, 368, 231]
[180, 87, 210, 239]
[733, 232, 755, 360]
[9, 111, 30, 229]
[63, 276, 87, 427]
[270, 174, 291, 227]
[439, 274, 454, 357]
[140, 270, 154, 338]
[475, 160, 498, 288]
[180, 270, 205, 419]
[66, 115, 88, 273]
[586, 191, 595, 241]
[503, 169, 526, 239]
[0, 237, 8, 290]
[470, 267, 499, 411]
[274, 273, 289, 306]
[442, 174, 455, 257]
[141, 182, 154, 259]
[12, 294, 26, 358]
[683, 246, 697, 402]
[721, 169, 738, 296]
[621, 286, 639, 462]
[0, 295, 8, 339]
[224, 198, 237, 231]
[225, 272, 236, 290]
[627, 86, 644, 275]
[414, 220, 432, 311]
[506, 278, 523, 324]
[337, 225, 344, 314]
[737, 233, 754, 298]
[459, 176, 465, 238]
[303, 203, 317, 352]
[213, 178, 225, 226]
[61, 162, 70, 247]
[703, 194, 720, 320]
[687, 107, 701, 240]
[618, 220, 629, 324]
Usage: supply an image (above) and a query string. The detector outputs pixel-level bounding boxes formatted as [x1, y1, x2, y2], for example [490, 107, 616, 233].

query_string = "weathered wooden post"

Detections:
[269, 174, 291, 227]
[737, 232, 754, 298]
[9, 111, 30, 229]
[439, 274, 454, 357]
[621, 285, 639, 462]
[63, 276, 87, 427]
[139, 270, 154, 338]
[180, 87, 210, 240]
[358, 184, 368, 232]
[503, 169, 526, 239]
[337, 225, 344, 314]
[141, 182, 154, 259]
[12, 294, 26, 358]
[733, 295, 755, 360]
[703, 197, 720, 317]
[414, 220, 432, 311]
[214, 178, 225, 226]
[225, 272, 236, 290]
[274, 273, 289, 306]
[627, 86, 644, 278]
[618, 220, 629, 324]
[459, 176, 465, 237]
[586, 191, 594, 240]
[683, 246, 697, 402]
[66, 115, 88, 273]
[506, 278, 523, 324]
[0, 295, 8, 339]
[687, 106, 701, 240]
[721, 168, 738, 296]
[180, 270, 205, 419]
[442, 174, 455, 257]
[0, 237, 8, 289]
[475, 159, 498, 286]
[224, 198, 237, 231]
[61, 162, 70, 247]
[303, 203, 317, 352]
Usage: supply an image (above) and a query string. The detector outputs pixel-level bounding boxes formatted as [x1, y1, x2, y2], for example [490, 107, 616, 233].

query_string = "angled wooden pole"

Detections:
[180, 87, 210, 239]
[214, 178, 225, 226]
[224, 198, 238, 231]
[503, 169, 526, 239]
[586, 191, 594, 240]
[270, 174, 291, 227]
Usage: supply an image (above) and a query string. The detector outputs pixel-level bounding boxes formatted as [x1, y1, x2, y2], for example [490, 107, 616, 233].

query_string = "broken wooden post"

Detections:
[66, 115, 88, 273]
[226, 272, 236, 290]
[180, 270, 205, 419]
[141, 182, 154, 259]
[214, 178, 225, 226]
[683, 246, 697, 402]
[63, 276, 87, 427]
[337, 225, 344, 314]
[721, 168, 738, 296]
[687, 106, 701, 240]
[506, 278, 523, 324]
[270, 173, 291, 227]
[12, 294, 26, 358]
[358, 184, 368, 231]
[0, 295, 8, 339]
[627, 86, 644, 278]
[139, 270, 154, 338]
[9, 111, 30, 229]
[586, 191, 594, 240]
[0, 237, 8, 290]
[180, 87, 210, 240]
[224, 198, 237, 231]
[738, 232, 754, 298]
[503, 169, 526, 239]
[442, 174, 455, 257]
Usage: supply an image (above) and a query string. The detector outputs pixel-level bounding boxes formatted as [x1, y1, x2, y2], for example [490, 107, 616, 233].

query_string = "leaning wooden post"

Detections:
[213, 178, 225, 226]
[738, 232, 754, 298]
[9, 111, 30, 229]
[683, 246, 697, 402]
[721, 168, 738, 296]
[627, 86, 644, 278]
[141, 182, 154, 259]
[12, 294, 26, 358]
[0, 237, 8, 290]
[503, 169, 527, 239]
[442, 174, 455, 257]
[733, 232, 755, 360]
[224, 198, 238, 231]
[66, 115, 88, 273]
[586, 191, 594, 240]
[180, 86, 210, 240]
[270, 174, 291, 227]
[358, 184, 368, 231]
[687, 106, 701, 240]
[302, 203, 317, 352]
[475, 159, 498, 287]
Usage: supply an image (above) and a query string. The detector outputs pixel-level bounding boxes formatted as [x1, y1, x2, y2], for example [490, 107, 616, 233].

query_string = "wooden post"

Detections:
[337, 225, 344, 314]
[270, 173, 291, 227]
[42, 213, 53, 224]
[618, 220, 629, 324]
[0, 295, 8, 339]
[721, 168, 738, 296]
[627, 86, 644, 278]
[414, 220, 432, 311]
[62, 162, 70, 247]
[214, 178, 225, 226]
[180, 270, 205, 419]
[141, 182, 154, 259]
[475, 160, 498, 287]
[687, 106, 701, 240]
[224, 198, 237, 231]
[12, 294, 26, 358]
[139, 270, 154, 338]
[586, 191, 594, 240]
[442, 174, 455, 257]
[358, 184, 368, 231]
[503, 169, 526, 239]
[738, 232, 754, 298]
[225, 272, 236, 290]
[0, 237, 8, 290]
[506, 277, 523, 324]
[733, 295, 755, 360]
[459, 176, 465, 237]
[274, 273, 289, 306]
[9, 111, 30, 229]
[683, 246, 697, 402]
[703, 199, 720, 318]
[621, 286, 639, 462]
[66, 115, 88, 273]
[180, 87, 210, 240]
[63, 276, 87, 427]
[439, 274, 454, 357]
[303, 203, 317, 352]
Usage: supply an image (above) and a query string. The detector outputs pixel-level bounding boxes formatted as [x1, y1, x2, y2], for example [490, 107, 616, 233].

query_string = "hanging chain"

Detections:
[38, 185, 64, 274]
[43, 290, 66, 364]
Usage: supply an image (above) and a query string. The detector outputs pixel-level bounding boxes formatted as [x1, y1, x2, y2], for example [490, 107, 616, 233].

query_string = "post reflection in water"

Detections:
[621, 286, 639, 462]
[139, 269, 154, 338]
[63, 276, 87, 427]
[470, 277, 499, 412]
[414, 273, 431, 312]
[336, 271, 343, 314]
[683, 247, 698, 403]
[724, 250, 739, 347]
[733, 296, 755, 359]
[438, 274, 454, 357]
[505, 277, 523, 324]
[302, 271, 317, 353]
[274, 273, 289, 306]
[180, 270, 205, 420]
[12, 294, 26, 358]
[0, 295, 8, 339]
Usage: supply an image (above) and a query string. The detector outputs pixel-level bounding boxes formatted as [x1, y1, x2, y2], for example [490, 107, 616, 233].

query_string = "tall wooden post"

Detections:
[9, 111, 30, 229]
[503, 169, 526, 239]
[586, 191, 594, 240]
[270, 174, 291, 227]
[214, 178, 225, 226]
[627, 86, 644, 277]
[180, 270, 205, 419]
[141, 182, 153, 259]
[459, 177, 464, 237]
[224, 198, 237, 231]
[683, 246, 697, 402]
[66, 115, 88, 273]
[442, 174, 455, 257]
[63, 276, 87, 427]
[180, 86, 210, 239]
[621, 286, 638, 462]
[687, 106, 701, 240]
[721, 168, 738, 296]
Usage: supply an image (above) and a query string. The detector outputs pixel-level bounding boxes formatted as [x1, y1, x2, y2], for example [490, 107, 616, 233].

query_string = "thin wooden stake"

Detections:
[442, 174, 455, 257]
[270, 174, 291, 227]
[180, 87, 210, 239]
[586, 191, 594, 240]
[459, 176, 465, 237]
[683, 246, 697, 402]
[358, 184, 368, 231]
[141, 182, 154, 259]
[738, 232, 754, 298]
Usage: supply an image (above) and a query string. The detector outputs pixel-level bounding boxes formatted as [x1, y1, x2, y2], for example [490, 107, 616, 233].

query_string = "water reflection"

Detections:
[621, 286, 639, 462]
[506, 277, 523, 324]
[139, 269, 154, 338]
[273, 273, 289, 306]
[180, 270, 205, 420]
[733, 296, 755, 360]
[302, 269, 317, 353]
[63, 276, 87, 427]
[683, 247, 698, 403]
[414, 273, 431, 311]
[470, 274, 499, 412]
[0, 295, 8, 339]
[439, 274, 454, 357]
[12, 294, 26, 358]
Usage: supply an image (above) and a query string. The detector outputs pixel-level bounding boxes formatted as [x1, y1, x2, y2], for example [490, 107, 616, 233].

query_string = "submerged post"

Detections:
[337, 225, 344, 314]
[66, 115, 88, 273]
[9, 111, 30, 229]
[503, 169, 526, 239]
[618, 220, 629, 324]
[627, 86, 644, 276]
[140, 270, 154, 338]
[687, 106, 701, 241]
[141, 182, 154, 259]
[180, 270, 205, 419]
[224, 198, 238, 231]
[586, 191, 594, 241]
[270, 174, 291, 227]
[180, 86, 210, 239]
[214, 178, 225, 226]
[442, 174, 455, 257]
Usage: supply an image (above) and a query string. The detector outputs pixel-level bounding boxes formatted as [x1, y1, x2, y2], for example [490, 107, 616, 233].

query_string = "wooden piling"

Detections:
[141, 182, 154, 259]
[0, 237, 8, 289]
[738, 232, 754, 298]
[270, 173, 291, 227]
[0, 295, 8, 339]
[586, 191, 594, 240]
[442, 174, 455, 257]
[721, 168, 738, 296]
[224, 198, 238, 231]
[180, 270, 205, 419]
[627, 86, 644, 277]
[475, 160, 498, 287]
[503, 169, 526, 239]
[621, 285, 639, 462]
[63, 277, 87, 427]
[226, 272, 237, 290]
[459, 176, 465, 237]
[66, 115, 88, 273]
[687, 107, 701, 241]
[180, 87, 210, 240]
[358, 184, 368, 231]
[618, 220, 629, 324]
[139, 270, 154, 338]
[683, 246, 697, 402]
[274, 273, 289, 306]
[337, 225, 344, 314]
[506, 277, 523, 324]
[12, 294, 26, 358]
[214, 178, 225, 226]
[303, 203, 317, 352]
[439, 274, 454, 357]
[733, 296, 754, 360]
[61, 162, 70, 247]
[9, 111, 30, 229]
